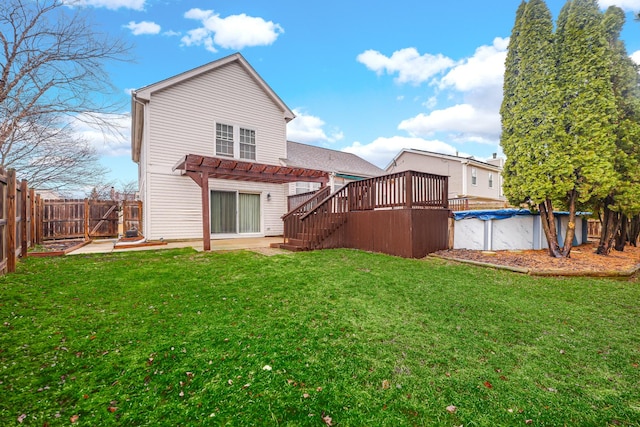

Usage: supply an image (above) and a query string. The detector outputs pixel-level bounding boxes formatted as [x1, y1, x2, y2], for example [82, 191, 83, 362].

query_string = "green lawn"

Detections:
[1, 248, 639, 426]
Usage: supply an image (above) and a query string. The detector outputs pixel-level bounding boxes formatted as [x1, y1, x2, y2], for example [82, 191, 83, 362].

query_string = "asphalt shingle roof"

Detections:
[283, 141, 384, 178]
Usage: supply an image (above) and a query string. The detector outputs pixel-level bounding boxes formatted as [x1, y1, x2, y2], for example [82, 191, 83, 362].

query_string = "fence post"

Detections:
[7, 169, 16, 273]
[84, 198, 89, 240]
[138, 200, 143, 236]
[20, 180, 28, 257]
[29, 188, 36, 248]
[35, 194, 43, 245]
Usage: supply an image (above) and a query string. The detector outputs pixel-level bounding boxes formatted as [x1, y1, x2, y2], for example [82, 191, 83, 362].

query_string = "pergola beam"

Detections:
[174, 154, 330, 251]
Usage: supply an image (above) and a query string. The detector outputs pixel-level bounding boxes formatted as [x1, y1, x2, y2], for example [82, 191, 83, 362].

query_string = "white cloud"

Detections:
[68, 113, 131, 158]
[125, 21, 161, 36]
[631, 50, 640, 65]
[182, 8, 284, 52]
[342, 136, 459, 169]
[356, 48, 455, 85]
[598, 0, 640, 11]
[398, 104, 501, 142]
[439, 37, 507, 92]
[163, 30, 181, 37]
[287, 110, 343, 144]
[65, 0, 145, 10]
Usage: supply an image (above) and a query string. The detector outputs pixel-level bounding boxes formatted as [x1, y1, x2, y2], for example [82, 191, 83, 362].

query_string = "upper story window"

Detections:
[240, 128, 256, 160]
[489, 173, 494, 188]
[471, 168, 477, 186]
[216, 123, 234, 157]
[215, 123, 257, 160]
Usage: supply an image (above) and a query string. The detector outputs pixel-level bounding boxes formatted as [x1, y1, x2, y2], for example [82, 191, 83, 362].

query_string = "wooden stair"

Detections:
[272, 219, 347, 252]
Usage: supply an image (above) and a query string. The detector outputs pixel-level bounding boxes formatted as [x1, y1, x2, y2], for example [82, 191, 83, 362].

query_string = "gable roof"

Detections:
[283, 141, 384, 178]
[130, 52, 295, 163]
[386, 148, 502, 171]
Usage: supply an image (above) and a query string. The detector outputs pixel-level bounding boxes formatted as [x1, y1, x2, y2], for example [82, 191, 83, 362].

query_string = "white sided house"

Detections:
[284, 141, 384, 195]
[131, 53, 330, 248]
[386, 149, 506, 203]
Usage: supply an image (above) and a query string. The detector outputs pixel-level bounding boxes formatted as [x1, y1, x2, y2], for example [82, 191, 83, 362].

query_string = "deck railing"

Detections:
[287, 190, 320, 211]
[283, 170, 448, 249]
[282, 186, 332, 245]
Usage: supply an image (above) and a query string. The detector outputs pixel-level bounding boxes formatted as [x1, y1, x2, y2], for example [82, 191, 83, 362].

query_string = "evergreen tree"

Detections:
[501, 0, 618, 257]
[500, 0, 563, 256]
[553, 0, 617, 256]
[596, 6, 640, 254]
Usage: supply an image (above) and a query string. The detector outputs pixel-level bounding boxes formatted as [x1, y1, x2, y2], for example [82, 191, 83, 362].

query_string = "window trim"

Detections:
[215, 122, 234, 157]
[239, 127, 256, 160]
[214, 122, 257, 161]
[471, 167, 477, 186]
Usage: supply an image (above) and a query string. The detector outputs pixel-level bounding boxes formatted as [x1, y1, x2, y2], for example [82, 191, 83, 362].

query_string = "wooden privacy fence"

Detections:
[0, 166, 143, 275]
[0, 168, 36, 274]
[41, 199, 143, 241]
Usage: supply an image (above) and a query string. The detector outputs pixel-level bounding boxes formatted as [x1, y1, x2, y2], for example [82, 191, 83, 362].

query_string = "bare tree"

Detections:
[0, 0, 131, 190]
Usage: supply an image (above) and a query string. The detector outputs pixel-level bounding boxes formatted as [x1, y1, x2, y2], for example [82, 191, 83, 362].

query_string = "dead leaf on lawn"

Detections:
[321, 412, 333, 426]
[484, 381, 493, 389]
[108, 406, 117, 413]
[446, 405, 457, 413]
[17, 414, 26, 423]
[70, 414, 80, 423]
[382, 379, 390, 389]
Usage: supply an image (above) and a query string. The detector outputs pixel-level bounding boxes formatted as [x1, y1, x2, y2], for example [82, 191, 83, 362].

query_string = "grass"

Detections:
[1, 248, 639, 426]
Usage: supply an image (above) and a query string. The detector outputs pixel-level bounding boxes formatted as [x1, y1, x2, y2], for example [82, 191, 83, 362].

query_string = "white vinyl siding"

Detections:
[385, 151, 504, 201]
[142, 61, 289, 239]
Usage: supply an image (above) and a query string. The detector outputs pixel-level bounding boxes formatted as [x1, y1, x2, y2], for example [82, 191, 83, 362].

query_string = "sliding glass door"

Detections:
[211, 191, 260, 234]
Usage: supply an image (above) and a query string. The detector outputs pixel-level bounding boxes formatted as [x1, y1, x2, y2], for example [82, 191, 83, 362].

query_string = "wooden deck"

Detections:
[278, 170, 450, 258]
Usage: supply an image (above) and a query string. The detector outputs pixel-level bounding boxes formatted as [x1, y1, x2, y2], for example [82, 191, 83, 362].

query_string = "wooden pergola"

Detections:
[172, 154, 330, 251]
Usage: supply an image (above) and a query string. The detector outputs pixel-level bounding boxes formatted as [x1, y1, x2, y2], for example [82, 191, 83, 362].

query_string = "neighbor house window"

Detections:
[295, 182, 320, 195]
[216, 123, 234, 157]
[489, 173, 494, 188]
[239, 128, 256, 160]
[471, 168, 477, 186]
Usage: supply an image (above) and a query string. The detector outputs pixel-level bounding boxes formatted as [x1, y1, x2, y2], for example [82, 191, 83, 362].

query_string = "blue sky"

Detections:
[68, 0, 640, 186]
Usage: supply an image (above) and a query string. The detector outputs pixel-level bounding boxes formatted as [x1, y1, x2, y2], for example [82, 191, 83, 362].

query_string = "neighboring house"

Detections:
[282, 141, 384, 195]
[386, 149, 506, 202]
[35, 189, 62, 200]
[130, 53, 379, 246]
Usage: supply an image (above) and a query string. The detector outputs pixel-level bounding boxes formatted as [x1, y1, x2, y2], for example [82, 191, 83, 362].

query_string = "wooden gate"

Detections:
[122, 200, 143, 234]
[42, 199, 120, 240]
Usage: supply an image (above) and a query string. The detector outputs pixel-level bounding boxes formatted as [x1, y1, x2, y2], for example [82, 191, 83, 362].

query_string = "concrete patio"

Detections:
[68, 236, 286, 255]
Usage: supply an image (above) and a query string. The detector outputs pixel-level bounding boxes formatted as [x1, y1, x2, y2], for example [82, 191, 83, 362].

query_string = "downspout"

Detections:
[461, 160, 468, 197]
[329, 172, 336, 193]
[132, 94, 149, 238]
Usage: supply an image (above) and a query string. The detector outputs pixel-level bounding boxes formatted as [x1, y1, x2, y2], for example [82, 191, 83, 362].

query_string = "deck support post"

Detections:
[405, 170, 413, 208]
[186, 171, 211, 251]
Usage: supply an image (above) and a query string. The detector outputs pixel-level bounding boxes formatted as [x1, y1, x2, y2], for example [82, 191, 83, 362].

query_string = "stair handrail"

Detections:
[282, 186, 332, 220]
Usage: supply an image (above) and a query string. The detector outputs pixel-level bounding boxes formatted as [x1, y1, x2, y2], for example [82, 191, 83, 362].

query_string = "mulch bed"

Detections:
[28, 240, 89, 257]
[431, 242, 640, 277]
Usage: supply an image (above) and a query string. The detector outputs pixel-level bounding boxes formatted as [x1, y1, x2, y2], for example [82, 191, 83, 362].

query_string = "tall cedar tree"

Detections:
[501, 0, 564, 257]
[501, 0, 617, 257]
[596, 6, 640, 253]
[554, 0, 617, 257]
